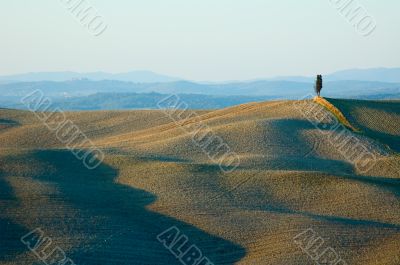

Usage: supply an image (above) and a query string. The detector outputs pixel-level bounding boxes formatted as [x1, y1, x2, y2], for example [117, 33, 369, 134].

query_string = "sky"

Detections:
[1, 0, 399, 81]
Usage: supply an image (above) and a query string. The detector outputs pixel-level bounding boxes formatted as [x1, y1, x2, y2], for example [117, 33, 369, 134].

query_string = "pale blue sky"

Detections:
[1, 0, 399, 81]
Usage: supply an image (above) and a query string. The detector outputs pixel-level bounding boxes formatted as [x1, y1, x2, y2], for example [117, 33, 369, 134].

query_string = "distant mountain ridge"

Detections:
[326, 68, 400, 83]
[2, 79, 398, 99]
[0, 79, 399, 110]
[270, 68, 400, 83]
[2, 67, 400, 83]
[0, 71, 179, 83]
[1, 67, 400, 110]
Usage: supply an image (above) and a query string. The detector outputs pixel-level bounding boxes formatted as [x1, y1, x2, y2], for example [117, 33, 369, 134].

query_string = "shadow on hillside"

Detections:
[0, 118, 20, 132]
[259, 205, 400, 229]
[0, 170, 31, 261]
[259, 119, 355, 175]
[31, 150, 245, 265]
[231, 171, 400, 230]
[232, 167, 400, 230]
[328, 98, 400, 116]
[0, 218, 30, 261]
[0, 118, 19, 125]
[356, 128, 400, 152]
[231, 203, 400, 236]
[328, 98, 400, 152]
[335, 172, 400, 199]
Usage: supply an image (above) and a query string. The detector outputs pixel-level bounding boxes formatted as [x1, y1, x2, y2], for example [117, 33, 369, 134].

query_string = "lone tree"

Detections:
[314, 75, 323, 96]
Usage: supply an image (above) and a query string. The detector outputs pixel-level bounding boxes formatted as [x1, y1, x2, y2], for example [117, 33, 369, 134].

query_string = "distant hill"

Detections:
[51, 93, 276, 110]
[1, 79, 399, 98]
[270, 68, 400, 83]
[0, 79, 399, 110]
[326, 68, 400, 83]
[2, 67, 400, 84]
[0, 71, 179, 83]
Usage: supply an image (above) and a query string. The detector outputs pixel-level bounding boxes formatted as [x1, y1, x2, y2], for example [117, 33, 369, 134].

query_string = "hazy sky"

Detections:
[1, 0, 399, 81]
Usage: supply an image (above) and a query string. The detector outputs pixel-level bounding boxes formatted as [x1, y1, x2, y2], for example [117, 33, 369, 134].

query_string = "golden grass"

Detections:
[313, 96, 359, 132]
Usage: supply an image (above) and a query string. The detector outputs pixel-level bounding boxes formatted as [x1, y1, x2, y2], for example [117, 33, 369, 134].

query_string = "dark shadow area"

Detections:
[0, 218, 31, 261]
[261, 119, 318, 156]
[233, 162, 400, 229]
[31, 150, 245, 265]
[0, 118, 20, 132]
[261, 205, 400, 230]
[0, 118, 19, 125]
[328, 98, 400, 116]
[333, 173, 400, 199]
[237, 193, 400, 230]
[0, 170, 31, 261]
[259, 156, 354, 174]
[231, 167, 400, 230]
[362, 129, 399, 152]
[261, 119, 355, 175]
[0, 170, 15, 201]
[0, 218, 29, 261]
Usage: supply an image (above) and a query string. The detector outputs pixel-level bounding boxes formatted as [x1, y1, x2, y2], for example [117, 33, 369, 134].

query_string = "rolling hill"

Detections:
[0, 99, 399, 264]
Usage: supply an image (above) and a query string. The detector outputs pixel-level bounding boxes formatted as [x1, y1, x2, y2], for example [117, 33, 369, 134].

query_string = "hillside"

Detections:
[0, 99, 399, 265]
[327, 98, 400, 152]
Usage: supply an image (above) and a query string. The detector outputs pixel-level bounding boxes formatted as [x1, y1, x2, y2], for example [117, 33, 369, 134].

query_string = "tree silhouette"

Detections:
[314, 75, 323, 96]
